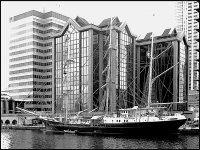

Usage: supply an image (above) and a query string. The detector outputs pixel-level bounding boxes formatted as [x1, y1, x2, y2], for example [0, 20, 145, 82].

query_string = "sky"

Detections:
[1, 1, 176, 91]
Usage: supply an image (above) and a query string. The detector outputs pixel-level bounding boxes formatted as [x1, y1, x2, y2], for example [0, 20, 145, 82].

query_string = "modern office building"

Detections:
[52, 17, 136, 114]
[136, 29, 189, 110]
[8, 10, 69, 112]
[175, 1, 199, 91]
[8, 10, 190, 114]
[52, 17, 189, 115]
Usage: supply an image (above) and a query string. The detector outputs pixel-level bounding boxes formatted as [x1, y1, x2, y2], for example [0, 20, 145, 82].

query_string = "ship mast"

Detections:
[147, 14, 155, 108]
[105, 18, 111, 114]
[147, 32, 154, 108]
[105, 17, 115, 114]
[146, 14, 179, 108]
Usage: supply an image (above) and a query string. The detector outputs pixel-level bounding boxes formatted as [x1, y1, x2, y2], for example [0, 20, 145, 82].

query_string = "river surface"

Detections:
[1, 129, 199, 149]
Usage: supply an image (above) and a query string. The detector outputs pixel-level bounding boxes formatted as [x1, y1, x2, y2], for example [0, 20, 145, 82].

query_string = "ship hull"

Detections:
[42, 118, 187, 135]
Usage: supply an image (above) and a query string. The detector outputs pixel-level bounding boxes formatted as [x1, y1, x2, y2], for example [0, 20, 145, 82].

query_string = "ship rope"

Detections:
[15, 19, 188, 117]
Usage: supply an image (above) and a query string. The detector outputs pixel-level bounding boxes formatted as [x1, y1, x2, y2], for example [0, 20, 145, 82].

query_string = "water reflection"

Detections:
[1, 129, 199, 149]
[1, 130, 12, 149]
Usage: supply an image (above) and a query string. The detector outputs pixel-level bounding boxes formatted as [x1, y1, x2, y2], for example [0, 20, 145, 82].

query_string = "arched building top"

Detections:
[51, 16, 136, 39]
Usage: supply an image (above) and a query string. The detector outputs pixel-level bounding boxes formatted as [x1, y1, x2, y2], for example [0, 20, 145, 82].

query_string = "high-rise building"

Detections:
[194, 2, 199, 91]
[8, 10, 68, 112]
[175, 1, 199, 91]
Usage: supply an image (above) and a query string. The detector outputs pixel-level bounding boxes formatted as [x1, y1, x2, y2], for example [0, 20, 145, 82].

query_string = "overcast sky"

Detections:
[1, 1, 176, 91]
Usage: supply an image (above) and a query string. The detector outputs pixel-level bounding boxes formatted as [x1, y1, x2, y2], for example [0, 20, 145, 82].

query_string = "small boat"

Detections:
[179, 126, 199, 135]
[64, 129, 77, 134]
[179, 117, 199, 135]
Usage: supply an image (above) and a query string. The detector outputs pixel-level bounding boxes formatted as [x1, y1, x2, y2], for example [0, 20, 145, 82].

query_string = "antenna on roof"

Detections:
[55, 3, 61, 13]
[56, 3, 61, 8]
[43, 7, 45, 13]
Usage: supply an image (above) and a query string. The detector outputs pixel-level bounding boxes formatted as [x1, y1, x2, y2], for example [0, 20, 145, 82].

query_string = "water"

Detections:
[1, 129, 199, 149]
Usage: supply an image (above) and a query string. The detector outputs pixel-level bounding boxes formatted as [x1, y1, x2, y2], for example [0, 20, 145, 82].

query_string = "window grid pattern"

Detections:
[11, 28, 59, 37]
[11, 21, 63, 29]
[64, 25, 80, 112]
[119, 29, 132, 107]
[10, 34, 51, 44]
[9, 68, 52, 74]
[9, 81, 51, 87]
[9, 41, 52, 50]
[179, 41, 187, 102]
[119, 29, 131, 90]
[55, 36, 63, 112]
[11, 94, 52, 99]
[10, 61, 52, 68]
[81, 31, 89, 110]
[9, 88, 52, 93]
[115, 32, 119, 88]
[55, 24, 81, 113]
[9, 75, 52, 81]
[9, 48, 52, 56]
[10, 55, 52, 62]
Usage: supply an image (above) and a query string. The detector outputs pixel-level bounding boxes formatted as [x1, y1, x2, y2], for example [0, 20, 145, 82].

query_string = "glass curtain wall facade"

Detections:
[118, 29, 134, 109]
[54, 25, 90, 114]
[53, 17, 136, 114]
[55, 25, 82, 114]
[81, 31, 89, 111]
[136, 29, 189, 110]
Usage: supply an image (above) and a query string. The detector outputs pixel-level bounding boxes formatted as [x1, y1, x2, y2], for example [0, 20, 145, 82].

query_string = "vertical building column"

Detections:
[60, 36, 63, 112]
[132, 37, 136, 106]
[178, 41, 184, 103]
[136, 45, 141, 103]
[117, 32, 120, 110]
[185, 44, 189, 110]
[88, 29, 93, 111]
[79, 32, 82, 112]
[1, 100, 4, 114]
[5, 100, 9, 114]
[172, 41, 178, 110]
[110, 29, 117, 113]
[12, 101, 15, 114]
[99, 33, 103, 105]
[52, 37, 56, 115]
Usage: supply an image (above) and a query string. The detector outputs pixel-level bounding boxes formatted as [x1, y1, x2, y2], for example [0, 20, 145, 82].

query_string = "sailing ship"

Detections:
[17, 17, 187, 135]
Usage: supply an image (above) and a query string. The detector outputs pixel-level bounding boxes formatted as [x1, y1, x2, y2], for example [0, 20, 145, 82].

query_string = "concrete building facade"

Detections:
[175, 1, 199, 91]
[8, 10, 68, 112]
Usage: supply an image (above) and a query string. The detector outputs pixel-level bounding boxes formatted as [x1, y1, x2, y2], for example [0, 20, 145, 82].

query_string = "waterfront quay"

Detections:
[1, 113, 38, 126]
[1, 124, 45, 130]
